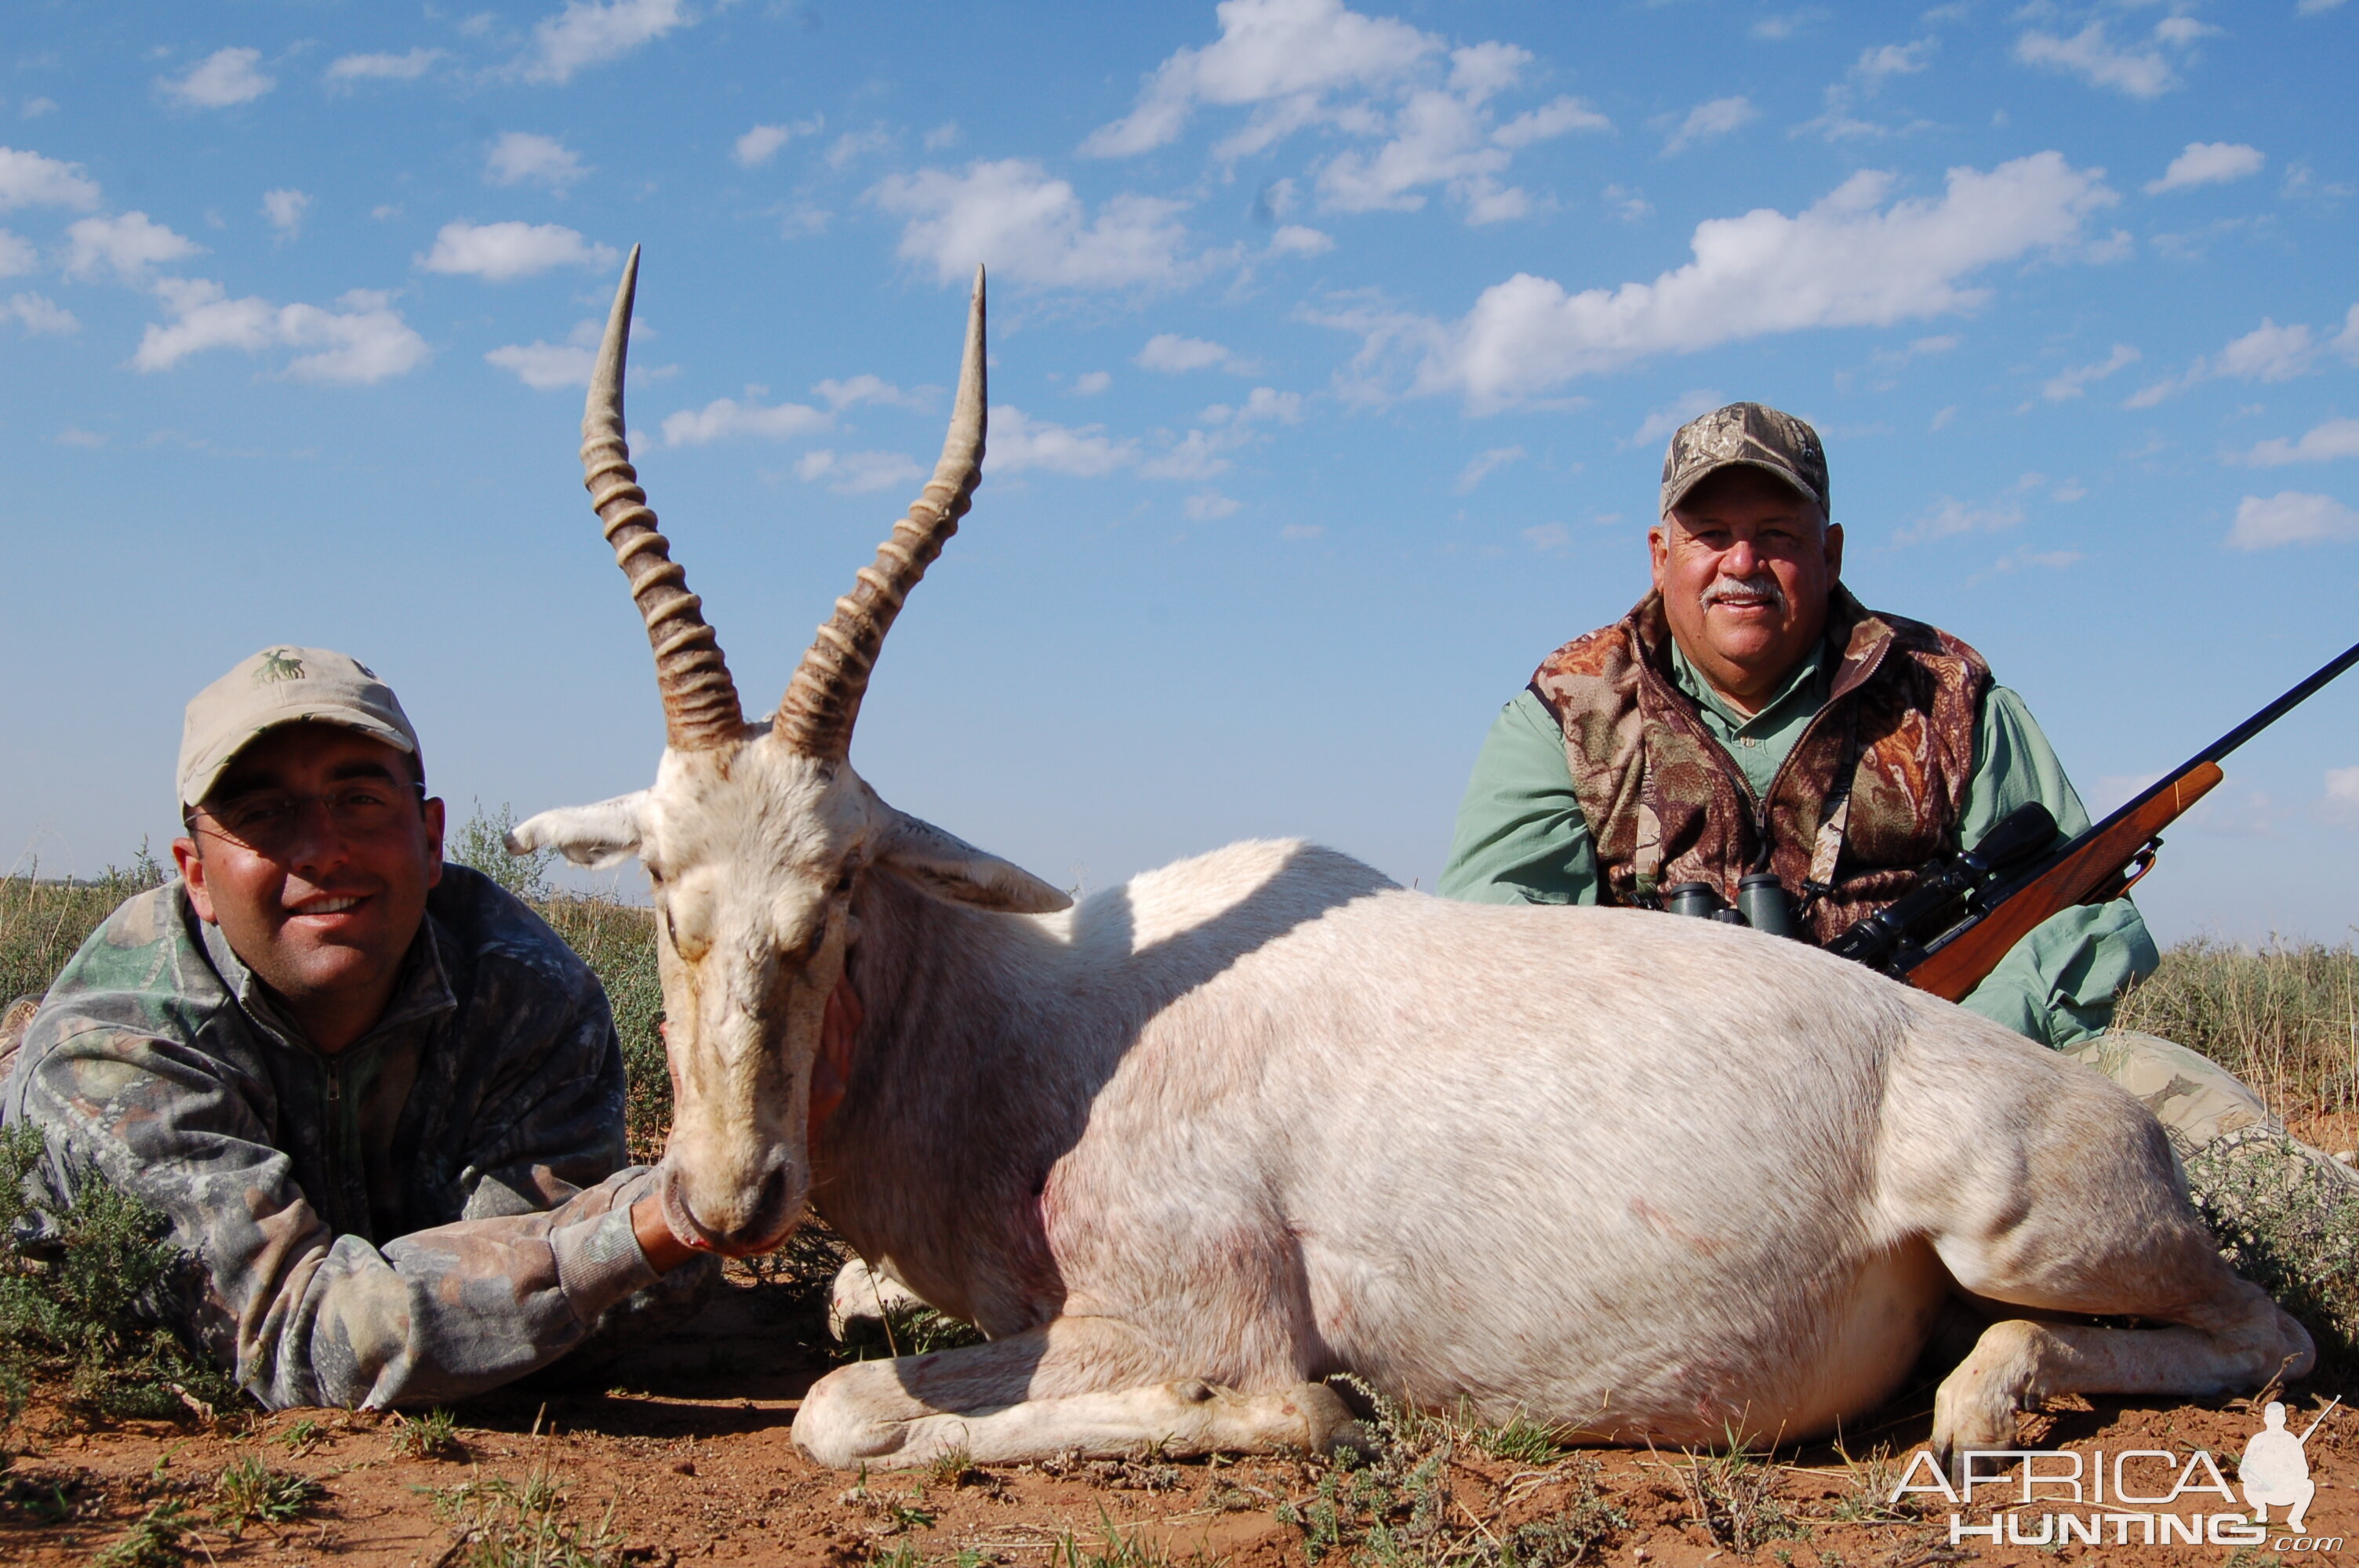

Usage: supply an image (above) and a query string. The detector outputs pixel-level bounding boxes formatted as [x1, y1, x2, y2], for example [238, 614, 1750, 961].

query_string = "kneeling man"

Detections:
[2, 648, 710, 1410]
[1442, 403, 2329, 1166]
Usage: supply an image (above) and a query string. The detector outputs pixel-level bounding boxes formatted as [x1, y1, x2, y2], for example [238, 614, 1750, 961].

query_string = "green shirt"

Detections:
[1437, 652, 2158, 1049]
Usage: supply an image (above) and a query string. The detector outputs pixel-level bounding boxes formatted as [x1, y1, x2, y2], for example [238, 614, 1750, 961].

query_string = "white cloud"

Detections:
[135, 279, 430, 383]
[2241, 418, 2359, 467]
[64, 212, 202, 281]
[1136, 333, 1239, 374]
[20, 99, 56, 121]
[2228, 492, 2359, 550]
[873, 159, 1202, 291]
[1602, 183, 1651, 223]
[812, 374, 925, 412]
[1854, 40, 1935, 83]
[486, 339, 594, 389]
[1454, 445, 1525, 492]
[0, 229, 32, 276]
[988, 405, 1136, 475]
[2128, 315, 2332, 405]
[325, 48, 444, 83]
[1269, 223, 1334, 256]
[660, 394, 829, 445]
[0, 146, 100, 212]
[1631, 390, 1724, 447]
[2040, 343, 2139, 402]
[1314, 45, 1605, 221]
[1071, 370, 1112, 396]
[418, 220, 616, 281]
[518, 0, 690, 84]
[2337, 304, 2359, 363]
[1523, 521, 1570, 552]
[1201, 386, 1303, 426]
[161, 47, 276, 109]
[486, 132, 589, 190]
[2013, 20, 2194, 99]
[2216, 318, 2315, 382]
[1281, 521, 1325, 540]
[796, 448, 925, 494]
[827, 128, 896, 170]
[1083, 0, 1439, 158]
[1085, 3, 1599, 226]
[1184, 491, 1241, 520]
[1340, 152, 2114, 412]
[5, 292, 77, 334]
[2145, 141, 2264, 195]
[734, 116, 822, 169]
[1894, 496, 2025, 545]
[2300, 0, 2349, 13]
[1663, 96, 1757, 156]
[261, 188, 308, 238]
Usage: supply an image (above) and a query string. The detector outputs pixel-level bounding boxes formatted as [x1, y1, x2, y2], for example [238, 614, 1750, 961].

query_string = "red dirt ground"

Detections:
[8, 1114, 2357, 1568]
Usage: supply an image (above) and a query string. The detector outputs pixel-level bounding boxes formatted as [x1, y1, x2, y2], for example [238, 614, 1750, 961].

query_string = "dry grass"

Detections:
[2114, 937, 2359, 1120]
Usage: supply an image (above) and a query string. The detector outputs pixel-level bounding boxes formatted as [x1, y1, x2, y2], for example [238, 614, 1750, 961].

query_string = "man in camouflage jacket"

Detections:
[1440, 402, 2324, 1166]
[2, 646, 712, 1410]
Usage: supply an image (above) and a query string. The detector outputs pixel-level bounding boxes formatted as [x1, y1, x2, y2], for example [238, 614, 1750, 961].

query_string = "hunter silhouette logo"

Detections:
[253, 649, 305, 684]
[2245, 1397, 2337, 1532]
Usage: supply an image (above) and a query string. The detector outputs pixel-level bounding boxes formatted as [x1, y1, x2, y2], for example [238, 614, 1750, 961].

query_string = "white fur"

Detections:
[521, 783, 2312, 1475]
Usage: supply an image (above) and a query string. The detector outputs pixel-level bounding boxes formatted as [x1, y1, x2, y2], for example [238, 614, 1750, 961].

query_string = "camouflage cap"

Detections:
[177, 646, 421, 808]
[1659, 401, 1830, 519]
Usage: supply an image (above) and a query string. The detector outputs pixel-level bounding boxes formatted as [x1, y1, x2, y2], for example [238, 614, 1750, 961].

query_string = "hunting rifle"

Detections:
[1823, 635, 2359, 1001]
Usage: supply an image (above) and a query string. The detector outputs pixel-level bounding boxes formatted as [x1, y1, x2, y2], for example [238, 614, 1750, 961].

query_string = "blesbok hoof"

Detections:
[1291, 1381, 1376, 1460]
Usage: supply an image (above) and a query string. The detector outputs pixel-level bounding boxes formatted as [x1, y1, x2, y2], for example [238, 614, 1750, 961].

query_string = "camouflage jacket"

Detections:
[1528, 587, 1988, 943]
[1, 866, 672, 1410]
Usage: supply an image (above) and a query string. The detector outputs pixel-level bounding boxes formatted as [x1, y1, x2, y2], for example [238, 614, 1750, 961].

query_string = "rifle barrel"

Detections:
[2070, 636, 2359, 859]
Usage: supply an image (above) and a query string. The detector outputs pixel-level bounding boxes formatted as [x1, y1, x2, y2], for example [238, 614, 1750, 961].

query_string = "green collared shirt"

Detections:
[1438, 647, 2158, 1049]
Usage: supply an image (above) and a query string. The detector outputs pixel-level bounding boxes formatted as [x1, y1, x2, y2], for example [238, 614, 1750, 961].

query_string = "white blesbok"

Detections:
[514, 250, 2314, 1474]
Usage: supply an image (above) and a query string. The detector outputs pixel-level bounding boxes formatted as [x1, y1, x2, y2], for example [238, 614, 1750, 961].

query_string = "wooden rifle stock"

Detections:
[1904, 761, 2223, 1001]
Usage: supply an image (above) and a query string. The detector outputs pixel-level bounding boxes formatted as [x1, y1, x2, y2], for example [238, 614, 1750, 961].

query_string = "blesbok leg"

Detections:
[791, 1314, 1357, 1469]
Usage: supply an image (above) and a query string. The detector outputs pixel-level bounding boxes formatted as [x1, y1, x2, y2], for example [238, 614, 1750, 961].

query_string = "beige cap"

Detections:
[178, 647, 421, 808]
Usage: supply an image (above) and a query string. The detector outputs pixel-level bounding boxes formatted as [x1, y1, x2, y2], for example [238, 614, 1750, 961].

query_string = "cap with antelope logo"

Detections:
[176, 646, 421, 808]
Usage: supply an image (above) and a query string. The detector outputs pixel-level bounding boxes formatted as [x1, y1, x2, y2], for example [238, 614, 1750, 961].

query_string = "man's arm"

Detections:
[1951, 685, 2160, 1047]
[1437, 690, 1601, 905]
[9, 1011, 672, 1410]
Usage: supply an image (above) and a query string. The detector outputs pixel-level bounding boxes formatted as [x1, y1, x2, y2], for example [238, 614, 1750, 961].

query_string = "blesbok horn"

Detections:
[773, 266, 986, 760]
[583, 245, 746, 750]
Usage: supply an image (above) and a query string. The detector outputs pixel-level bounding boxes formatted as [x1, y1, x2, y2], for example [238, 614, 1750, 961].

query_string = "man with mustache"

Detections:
[2, 648, 710, 1410]
[1439, 401, 2325, 1168]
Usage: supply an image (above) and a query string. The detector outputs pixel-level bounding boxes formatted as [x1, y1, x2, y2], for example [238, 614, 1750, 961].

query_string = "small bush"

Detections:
[210, 1453, 322, 1536]
[2185, 1127, 2359, 1371]
[1676, 1429, 1805, 1555]
[0, 1124, 240, 1448]
[449, 801, 558, 903]
[389, 1406, 464, 1461]
[424, 1465, 623, 1568]
[93, 1499, 194, 1568]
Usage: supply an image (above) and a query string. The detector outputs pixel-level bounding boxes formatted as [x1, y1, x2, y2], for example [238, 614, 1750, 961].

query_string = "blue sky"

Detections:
[4, 0, 2357, 944]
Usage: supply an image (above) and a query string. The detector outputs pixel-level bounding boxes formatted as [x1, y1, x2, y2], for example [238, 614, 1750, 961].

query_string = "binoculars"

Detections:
[1663, 874, 1799, 939]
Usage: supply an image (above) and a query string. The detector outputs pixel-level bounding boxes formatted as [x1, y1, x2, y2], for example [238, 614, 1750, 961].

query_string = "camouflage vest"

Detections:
[1528, 588, 1989, 944]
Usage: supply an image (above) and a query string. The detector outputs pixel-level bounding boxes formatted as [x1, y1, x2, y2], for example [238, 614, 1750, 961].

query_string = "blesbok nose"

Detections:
[670, 1156, 803, 1255]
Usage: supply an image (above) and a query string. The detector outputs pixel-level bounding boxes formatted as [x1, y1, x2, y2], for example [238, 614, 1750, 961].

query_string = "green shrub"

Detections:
[0, 1125, 241, 1449]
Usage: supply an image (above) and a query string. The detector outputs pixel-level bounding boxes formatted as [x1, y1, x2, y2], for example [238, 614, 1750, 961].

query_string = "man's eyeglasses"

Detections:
[194, 782, 427, 855]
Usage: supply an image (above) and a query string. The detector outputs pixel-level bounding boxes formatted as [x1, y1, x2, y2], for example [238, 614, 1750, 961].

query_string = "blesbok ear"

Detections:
[509, 792, 651, 869]
[874, 814, 1072, 913]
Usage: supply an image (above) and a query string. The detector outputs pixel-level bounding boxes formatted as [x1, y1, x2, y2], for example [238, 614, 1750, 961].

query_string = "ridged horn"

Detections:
[773, 265, 986, 759]
[582, 245, 745, 750]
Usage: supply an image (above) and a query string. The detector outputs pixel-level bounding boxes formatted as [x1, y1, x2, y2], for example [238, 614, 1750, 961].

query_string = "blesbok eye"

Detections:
[834, 870, 855, 896]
